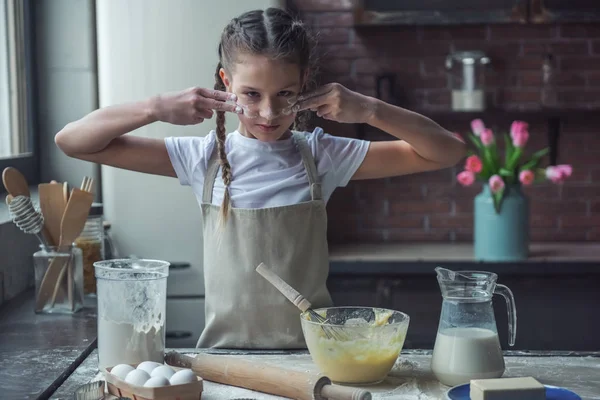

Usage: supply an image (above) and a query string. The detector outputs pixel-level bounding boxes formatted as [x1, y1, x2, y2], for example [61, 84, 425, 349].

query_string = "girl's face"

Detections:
[220, 55, 303, 142]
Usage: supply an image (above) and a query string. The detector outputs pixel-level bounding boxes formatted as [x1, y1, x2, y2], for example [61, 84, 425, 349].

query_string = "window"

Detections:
[0, 0, 37, 191]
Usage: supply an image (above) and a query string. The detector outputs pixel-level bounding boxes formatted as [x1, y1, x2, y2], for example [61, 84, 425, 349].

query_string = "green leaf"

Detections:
[499, 168, 513, 177]
[531, 147, 550, 159]
[521, 147, 550, 171]
[521, 159, 538, 171]
[484, 147, 496, 172]
[468, 134, 484, 152]
[493, 189, 505, 214]
[504, 134, 514, 166]
[507, 147, 523, 171]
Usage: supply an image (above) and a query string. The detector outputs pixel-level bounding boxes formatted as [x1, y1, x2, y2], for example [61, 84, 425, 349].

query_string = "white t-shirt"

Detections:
[164, 127, 370, 208]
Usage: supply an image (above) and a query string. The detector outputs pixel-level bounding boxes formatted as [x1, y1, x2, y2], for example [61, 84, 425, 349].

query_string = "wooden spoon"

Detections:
[2, 167, 30, 196]
[36, 186, 93, 311]
[38, 182, 66, 247]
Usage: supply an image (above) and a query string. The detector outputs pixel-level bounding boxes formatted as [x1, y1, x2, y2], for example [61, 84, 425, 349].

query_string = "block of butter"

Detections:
[470, 377, 546, 400]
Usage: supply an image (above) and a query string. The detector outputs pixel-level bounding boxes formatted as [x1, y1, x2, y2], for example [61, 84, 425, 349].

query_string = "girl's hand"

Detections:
[151, 87, 242, 125]
[293, 83, 377, 124]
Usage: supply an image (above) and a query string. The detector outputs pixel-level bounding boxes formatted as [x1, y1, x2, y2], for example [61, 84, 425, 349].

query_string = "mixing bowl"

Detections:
[300, 307, 410, 385]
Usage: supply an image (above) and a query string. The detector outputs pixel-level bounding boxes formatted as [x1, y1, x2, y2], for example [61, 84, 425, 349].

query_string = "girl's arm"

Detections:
[55, 87, 240, 176]
[294, 83, 467, 180]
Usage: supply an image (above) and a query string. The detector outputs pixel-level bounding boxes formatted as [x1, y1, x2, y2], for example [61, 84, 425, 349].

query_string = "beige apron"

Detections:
[196, 132, 333, 349]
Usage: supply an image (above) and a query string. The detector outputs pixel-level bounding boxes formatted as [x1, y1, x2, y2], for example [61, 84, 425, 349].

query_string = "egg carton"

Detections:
[104, 362, 203, 400]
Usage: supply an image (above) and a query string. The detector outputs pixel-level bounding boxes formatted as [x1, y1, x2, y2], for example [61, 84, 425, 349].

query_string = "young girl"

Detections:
[56, 8, 465, 349]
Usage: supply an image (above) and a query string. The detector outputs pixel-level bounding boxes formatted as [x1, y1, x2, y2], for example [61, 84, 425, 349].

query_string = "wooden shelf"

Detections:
[412, 107, 600, 121]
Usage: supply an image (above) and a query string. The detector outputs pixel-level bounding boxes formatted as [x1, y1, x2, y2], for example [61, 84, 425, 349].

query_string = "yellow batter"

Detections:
[302, 310, 407, 384]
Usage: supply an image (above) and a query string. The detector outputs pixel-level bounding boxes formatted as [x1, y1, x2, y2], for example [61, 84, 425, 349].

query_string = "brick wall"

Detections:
[290, 0, 600, 243]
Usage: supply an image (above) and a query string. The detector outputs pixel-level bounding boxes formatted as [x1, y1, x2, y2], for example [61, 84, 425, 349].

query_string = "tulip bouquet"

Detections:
[457, 119, 572, 213]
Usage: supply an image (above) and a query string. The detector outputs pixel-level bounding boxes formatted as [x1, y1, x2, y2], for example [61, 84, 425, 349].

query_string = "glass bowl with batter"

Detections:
[300, 307, 410, 385]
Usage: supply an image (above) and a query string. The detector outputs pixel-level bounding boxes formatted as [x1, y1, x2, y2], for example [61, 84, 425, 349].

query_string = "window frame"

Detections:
[0, 0, 39, 194]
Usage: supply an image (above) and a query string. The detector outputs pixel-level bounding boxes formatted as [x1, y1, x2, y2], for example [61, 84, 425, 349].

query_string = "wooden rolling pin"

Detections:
[165, 351, 371, 400]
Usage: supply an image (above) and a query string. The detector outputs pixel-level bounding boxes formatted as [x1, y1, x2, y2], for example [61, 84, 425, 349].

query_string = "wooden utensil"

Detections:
[35, 178, 94, 311]
[165, 351, 371, 400]
[63, 182, 69, 206]
[256, 263, 348, 341]
[38, 182, 66, 246]
[2, 167, 30, 196]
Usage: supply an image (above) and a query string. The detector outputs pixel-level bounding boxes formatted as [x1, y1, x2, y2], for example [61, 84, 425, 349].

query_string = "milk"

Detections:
[431, 327, 505, 387]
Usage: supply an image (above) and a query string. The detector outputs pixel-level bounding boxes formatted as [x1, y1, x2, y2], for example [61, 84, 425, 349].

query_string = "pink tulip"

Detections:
[546, 164, 573, 184]
[489, 175, 505, 193]
[471, 119, 486, 136]
[556, 164, 572, 178]
[480, 129, 495, 146]
[510, 121, 529, 139]
[519, 170, 535, 185]
[457, 170, 475, 186]
[510, 121, 530, 147]
[465, 155, 483, 173]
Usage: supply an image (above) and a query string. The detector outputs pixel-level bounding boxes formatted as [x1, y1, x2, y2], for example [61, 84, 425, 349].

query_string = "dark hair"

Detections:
[213, 7, 317, 221]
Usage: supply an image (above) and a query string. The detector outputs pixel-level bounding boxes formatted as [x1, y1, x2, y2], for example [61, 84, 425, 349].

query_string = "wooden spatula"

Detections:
[38, 182, 66, 247]
[36, 180, 94, 311]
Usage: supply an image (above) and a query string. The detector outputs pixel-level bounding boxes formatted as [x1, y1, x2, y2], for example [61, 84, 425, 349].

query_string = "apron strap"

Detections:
[203, 139, 220, 204]
[292, 132, 322, 201]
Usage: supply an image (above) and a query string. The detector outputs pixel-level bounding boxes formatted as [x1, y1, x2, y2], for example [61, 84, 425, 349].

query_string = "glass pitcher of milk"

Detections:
[431, 267, 517, 387]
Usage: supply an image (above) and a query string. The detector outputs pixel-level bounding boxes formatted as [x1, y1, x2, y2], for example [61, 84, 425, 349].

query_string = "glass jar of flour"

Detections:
[94, 259, 170, 370]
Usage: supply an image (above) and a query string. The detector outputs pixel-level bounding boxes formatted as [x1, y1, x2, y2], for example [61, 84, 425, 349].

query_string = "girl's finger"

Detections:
[195, 108, 214, 119]
[294, 93, 330, 112]
[316, 104, 332, 118]
[198, 97, 243, 114]
[196, 87, 237, 102]
[297, 84, 333, 102]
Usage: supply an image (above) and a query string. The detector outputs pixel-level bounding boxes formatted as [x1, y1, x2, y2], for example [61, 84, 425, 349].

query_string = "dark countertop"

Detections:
[329, 242, 600, 275]
[3, 242, 600, 398]
[0, 290, 98, 400]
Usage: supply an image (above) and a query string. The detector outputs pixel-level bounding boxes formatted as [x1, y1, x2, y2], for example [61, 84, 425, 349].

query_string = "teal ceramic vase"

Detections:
[474, 184, 529, 261]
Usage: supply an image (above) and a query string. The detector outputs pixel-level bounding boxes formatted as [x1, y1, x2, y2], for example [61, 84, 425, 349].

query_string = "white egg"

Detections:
[143, 376, 171, 387]
[151, 365, 175, 379]
[110, 364, 135, 380]
[124, 369, 150, 387]
[136, 361, 163, 374]
[169, 369, 198, 385]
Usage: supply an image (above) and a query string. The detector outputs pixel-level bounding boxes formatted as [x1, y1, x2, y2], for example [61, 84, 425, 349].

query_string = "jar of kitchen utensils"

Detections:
[94, 259, 169, 370]
[75, 203, 104, 295]
[33, 245, 84, 314]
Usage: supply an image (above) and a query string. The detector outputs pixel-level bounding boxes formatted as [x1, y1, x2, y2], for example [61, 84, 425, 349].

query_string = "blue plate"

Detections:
[446, 383, 582, 400]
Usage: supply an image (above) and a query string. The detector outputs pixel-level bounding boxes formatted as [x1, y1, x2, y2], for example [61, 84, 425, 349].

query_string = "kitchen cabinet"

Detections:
[327, 242, 600, 351]
[352, 0, 600, 26]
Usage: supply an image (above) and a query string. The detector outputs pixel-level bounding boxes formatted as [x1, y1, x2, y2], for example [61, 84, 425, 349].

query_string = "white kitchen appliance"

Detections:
[95, 0, 282, 347]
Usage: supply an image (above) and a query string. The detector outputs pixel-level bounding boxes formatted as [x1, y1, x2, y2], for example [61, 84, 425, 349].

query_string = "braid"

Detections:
[214, 61, 232, 222]
[293, 110, 310, 132]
